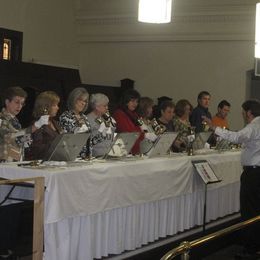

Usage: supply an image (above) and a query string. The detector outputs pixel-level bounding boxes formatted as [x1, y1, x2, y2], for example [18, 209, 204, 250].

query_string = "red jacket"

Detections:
[113, 108, 144, 155]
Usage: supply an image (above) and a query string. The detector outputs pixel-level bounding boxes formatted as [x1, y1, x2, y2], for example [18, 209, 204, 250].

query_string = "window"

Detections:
[3, 38, 11, 60]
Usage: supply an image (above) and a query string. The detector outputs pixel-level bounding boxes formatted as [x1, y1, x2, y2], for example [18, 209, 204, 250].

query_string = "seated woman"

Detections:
[0, 86, 48, 162]
[172, 99, 193, 152]
[157, 100, 175, 132]
[0, 87, 48, 258]
[27, 91, 62, 160]
[138, 97, 154, 127]
[59, 87, 91, 158]
[152, 96, 173, 119]
[138, 97, 158, 154]
[113, 89, 145, 155]
[87, 93, 116, 157]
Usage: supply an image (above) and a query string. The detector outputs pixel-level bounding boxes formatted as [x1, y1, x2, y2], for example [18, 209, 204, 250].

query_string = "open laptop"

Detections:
[141, 132, 178, 157]
[43, 132, 90, 161]
[104, 132, 140, 158]
[193, 131, 213, 150]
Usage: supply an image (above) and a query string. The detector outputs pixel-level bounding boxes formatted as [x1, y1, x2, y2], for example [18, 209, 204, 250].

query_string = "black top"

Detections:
[190, 105, 212, 133]
[157, 119, 175, 132]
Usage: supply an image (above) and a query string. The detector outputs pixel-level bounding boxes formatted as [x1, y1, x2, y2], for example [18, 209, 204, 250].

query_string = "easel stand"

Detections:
[202, 183, 215, 233]
[192, 160, 222, 234]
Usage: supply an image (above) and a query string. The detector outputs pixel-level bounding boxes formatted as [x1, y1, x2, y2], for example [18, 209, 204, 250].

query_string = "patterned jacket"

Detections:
[0, 108, 31, 161]
[59, 110, 91, 158]
[172, 116, 191, 152]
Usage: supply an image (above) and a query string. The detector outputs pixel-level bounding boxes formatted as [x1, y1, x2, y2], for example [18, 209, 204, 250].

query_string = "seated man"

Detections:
[211, 100, 231, 129]
[190, 91, 212, 133]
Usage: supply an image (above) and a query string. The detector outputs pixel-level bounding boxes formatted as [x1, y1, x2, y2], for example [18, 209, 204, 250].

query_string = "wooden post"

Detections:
[32, 177, 45, 260]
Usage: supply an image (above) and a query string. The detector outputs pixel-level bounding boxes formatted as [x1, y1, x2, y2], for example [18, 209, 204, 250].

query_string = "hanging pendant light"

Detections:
[138, 0, 172, 24]
[255, 3, 260, 58]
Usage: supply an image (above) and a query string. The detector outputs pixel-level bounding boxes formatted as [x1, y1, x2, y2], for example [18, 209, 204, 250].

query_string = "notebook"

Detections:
[104, 132, 140, 158]
[142, 132, 178, 157]
[43, 132, 90, 161]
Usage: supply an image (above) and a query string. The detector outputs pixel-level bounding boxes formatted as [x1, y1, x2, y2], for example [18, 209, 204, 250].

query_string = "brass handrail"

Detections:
[161, 215, 260, 260]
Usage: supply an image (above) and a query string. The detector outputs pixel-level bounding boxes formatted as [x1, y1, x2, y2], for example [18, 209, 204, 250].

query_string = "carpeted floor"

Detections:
[202, 245, 243, 260]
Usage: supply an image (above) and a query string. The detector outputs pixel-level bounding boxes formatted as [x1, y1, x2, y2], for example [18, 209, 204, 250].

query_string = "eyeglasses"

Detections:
[11, 99, 26, 107]
[77, 98, 88, 104]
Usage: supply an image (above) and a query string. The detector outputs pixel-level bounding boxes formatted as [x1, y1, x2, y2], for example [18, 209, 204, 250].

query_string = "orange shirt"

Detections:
[211, 115, 229, 129]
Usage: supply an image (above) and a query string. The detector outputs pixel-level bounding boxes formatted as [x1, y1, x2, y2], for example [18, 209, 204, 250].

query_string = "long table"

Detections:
[0, 151, 242, 260]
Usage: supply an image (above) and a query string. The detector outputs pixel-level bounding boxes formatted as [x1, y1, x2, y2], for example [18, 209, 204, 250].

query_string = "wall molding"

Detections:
[75, 2, 256, 42]
[77, 33, 253, 43]
[76, 13, 253, 25]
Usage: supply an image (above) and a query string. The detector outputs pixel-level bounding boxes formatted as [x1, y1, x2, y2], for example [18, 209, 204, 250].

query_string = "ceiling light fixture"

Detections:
[138, 0, 172, 24]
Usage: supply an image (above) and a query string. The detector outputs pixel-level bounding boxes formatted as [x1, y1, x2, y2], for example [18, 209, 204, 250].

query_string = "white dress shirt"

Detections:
[215, 116, 260, 166]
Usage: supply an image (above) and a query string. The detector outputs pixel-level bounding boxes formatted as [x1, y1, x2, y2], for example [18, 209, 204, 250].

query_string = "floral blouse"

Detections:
[0, 108, 31, 161]
[59, 110, 91, 158]
[172, 116, 191, 152]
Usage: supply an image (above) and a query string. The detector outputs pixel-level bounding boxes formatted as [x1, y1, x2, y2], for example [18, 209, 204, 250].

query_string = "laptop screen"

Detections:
[143, 132, 178, 157]
[43, 132, 90, 161]
[104, 132, 140, 158]
[193, 132, 212, 150]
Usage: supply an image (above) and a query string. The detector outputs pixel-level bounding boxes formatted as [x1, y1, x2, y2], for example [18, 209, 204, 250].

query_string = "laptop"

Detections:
[104, 132, 140, 158]
[43, 132, 90, 161]
[193, 131, 213, 150]
[141, 132, 178, 157]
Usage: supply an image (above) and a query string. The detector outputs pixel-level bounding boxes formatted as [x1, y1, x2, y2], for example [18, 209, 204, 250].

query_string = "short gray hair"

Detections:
[67, 87, 89, 112]
[89, 93, 109, 109]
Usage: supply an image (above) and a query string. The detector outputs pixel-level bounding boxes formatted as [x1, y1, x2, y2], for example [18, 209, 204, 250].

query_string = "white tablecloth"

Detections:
[0, 151, 242, 260]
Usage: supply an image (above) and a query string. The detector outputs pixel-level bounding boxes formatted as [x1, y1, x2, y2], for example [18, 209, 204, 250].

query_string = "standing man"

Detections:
[208, 100, 260, 258]
[211, 100, 231, 129]
[190, 91, 212, 133]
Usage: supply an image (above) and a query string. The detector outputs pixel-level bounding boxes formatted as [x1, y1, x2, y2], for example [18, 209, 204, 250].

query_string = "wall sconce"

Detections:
[254, 3, 260, 76]
[138, 0, 172, 24]
[255, 3, 260, 58]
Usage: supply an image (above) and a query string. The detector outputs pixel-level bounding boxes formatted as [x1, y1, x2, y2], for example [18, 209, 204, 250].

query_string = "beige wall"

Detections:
[76, 0, 257, 129]
[79, 41, 253, 129]
[0, 0, 78, 68]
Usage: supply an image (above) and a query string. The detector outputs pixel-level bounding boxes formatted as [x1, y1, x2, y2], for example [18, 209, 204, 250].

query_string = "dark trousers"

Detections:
[240, 168, 260, 253]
